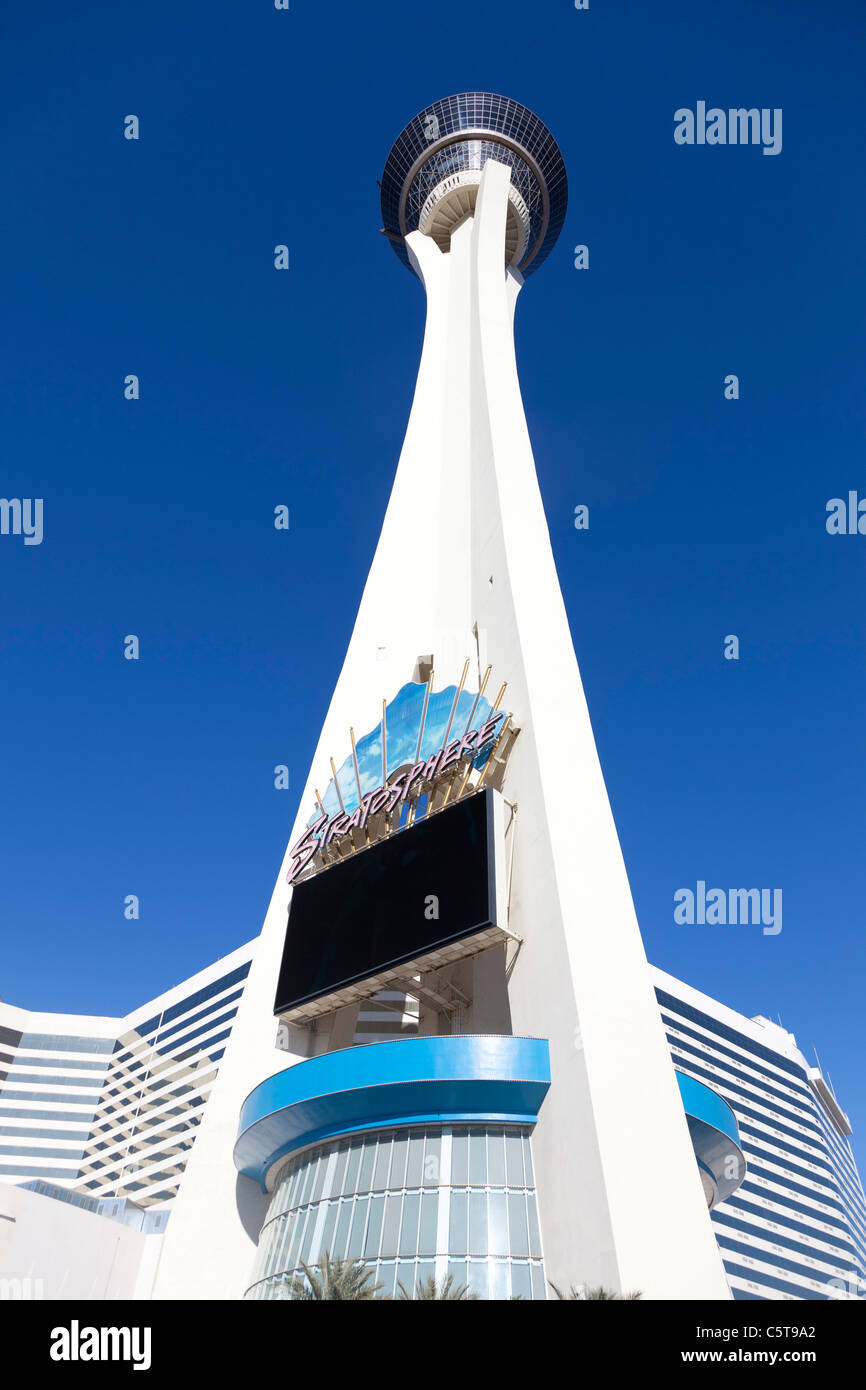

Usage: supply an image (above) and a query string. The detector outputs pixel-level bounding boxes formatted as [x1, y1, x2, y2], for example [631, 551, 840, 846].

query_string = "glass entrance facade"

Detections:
[245, 1123, 546, 1300]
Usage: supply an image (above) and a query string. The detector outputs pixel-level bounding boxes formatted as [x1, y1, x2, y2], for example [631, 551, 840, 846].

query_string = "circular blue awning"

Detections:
[676, 1070, 746, 1207]
[234, 1034, 551, 1192]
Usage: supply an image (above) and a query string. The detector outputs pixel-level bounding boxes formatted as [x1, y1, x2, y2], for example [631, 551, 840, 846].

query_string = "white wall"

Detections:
[0, 1186, 160, 1300]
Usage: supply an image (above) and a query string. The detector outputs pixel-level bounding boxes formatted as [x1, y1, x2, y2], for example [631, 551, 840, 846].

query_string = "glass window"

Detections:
[373, 1137, 391, 1190]
[488, 1191, 508, 1256]
[487, 1130, 506, 1186]
[406, 1134, 424, 1187]
[377, 1261, 398, 1301]
[19, 1033, 115, 1055]
[5, 1073, 103, 1084]
[423, 1133, 440, 1186]
[286, 1206, 307, 1269]
[505, 1133, 524, 1187]
[0, 1145, 86, 1160]
[381, 1193, 402, 1255]
[469, 1191, 487, 1254]
[522, 1135, 534, 1185]
[249, 1224, 273, 1285]
[275, 1212, 296, 1272]
[418, 1191, 438, 1254]
[333, 1198, 354, 1258]
[298, 1156, 317, 1207]
[301, 1206, 322, 1273]
[344, 1143, 362, 1194]
[347, 1196, 369, 1258]
[364, 1193, 384, 1258]
[450, 1190, 467, 1253]
[319, 1200, 339, 1261]
[358, 1138, 376, 1193]
[509, 1192, 530, 1257]
[450, 1130, 468, 1185]
[311, 1153, 327, 1203]
[285, 1163, 303, 1211]
[399, 1193, 420, 1255]
[488, 1258, 508, 1300]
[511, 1262, 532, 1301]
[331, 1144, 349, 1195]
[531, 1262, 547, 1301]
[467, 1259, 488, 1300]
[469, 1132, 487, 1186]
[390, 1136, 408, 1189]
[0, 1107, 89, 1123]
[527, 1193, 542, 1258]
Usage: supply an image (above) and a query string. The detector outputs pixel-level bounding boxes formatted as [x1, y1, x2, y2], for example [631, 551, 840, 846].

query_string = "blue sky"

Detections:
[1, 1, 864, 1162]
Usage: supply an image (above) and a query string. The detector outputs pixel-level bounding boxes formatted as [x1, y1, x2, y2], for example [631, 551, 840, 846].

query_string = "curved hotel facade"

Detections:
[2, 95, 864, 1301]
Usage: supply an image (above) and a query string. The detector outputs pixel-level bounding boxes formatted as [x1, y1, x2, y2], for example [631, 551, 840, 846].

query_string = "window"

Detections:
[246, 1124, 545, 1301]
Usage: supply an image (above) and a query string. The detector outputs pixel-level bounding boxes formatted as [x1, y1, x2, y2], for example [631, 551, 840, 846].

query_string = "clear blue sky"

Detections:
[1, 1, 864, 1164]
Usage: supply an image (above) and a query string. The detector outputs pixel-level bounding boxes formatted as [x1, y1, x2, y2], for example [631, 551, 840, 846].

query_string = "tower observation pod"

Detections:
[152, 94, 739, 1302]
[378, 92, 568, 278]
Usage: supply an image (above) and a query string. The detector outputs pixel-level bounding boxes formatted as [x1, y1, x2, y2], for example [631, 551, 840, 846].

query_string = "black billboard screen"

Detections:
[274, 789, 497, 1016]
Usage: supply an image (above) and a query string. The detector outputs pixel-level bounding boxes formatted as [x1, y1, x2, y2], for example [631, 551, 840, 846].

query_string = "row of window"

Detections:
[726, 1261, 835, 1301]
[712, 1211, 858, 1277]
[259, 1182, 544, 1278]
[2, 1071, 105, 1090]
[0, 1090, 98, 1110]
[117, 963, 250, 1059]
[655, 992, 808, 1082]
[251, 1125, 544, 1300]
[727, 1194, 858, 1257]
[268, 1126, 534, 1226]
[737, 1179, 849, 1235]
[17, 1034, 114, 1055]
[0, 1106, 92, 1123]
[673, 1050, 822, 1140]
[660, 991, 866, 1300]
[717, 1236, 846, 1294]
[0, 1163, 81, 1178]
[0, 1126, 90, 1141]
[0, 1054, 108, 1073]
[661, 1012, 817, 1112]
[667, 1030, 821, 1138]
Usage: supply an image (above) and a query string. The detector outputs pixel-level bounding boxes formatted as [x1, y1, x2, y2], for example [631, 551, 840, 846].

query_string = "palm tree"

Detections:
[277, 1252, 383, 1300]
[549, 1282, 642, 1300]
[396, 1274, 476, 1301]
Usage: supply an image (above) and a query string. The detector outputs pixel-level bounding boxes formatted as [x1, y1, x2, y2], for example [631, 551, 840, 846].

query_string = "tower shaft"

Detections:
[154, 158, 729, 1301]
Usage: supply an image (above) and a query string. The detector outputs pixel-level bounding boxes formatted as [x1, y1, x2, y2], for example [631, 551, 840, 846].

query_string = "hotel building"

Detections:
[652, 969, 866, 1302]
[1, 950, 861, 1300]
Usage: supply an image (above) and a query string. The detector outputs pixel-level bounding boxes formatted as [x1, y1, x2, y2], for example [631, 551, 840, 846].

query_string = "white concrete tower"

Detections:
[154, 93, 731, 1301]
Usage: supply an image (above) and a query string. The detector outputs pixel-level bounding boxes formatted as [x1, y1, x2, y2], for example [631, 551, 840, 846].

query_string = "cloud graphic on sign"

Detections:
[308, 680, 504, 825]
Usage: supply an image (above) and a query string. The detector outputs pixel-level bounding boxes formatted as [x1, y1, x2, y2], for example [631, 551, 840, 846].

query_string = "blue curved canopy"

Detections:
[235, 1034, 551, 1191]
[676, 1070, 746, 1207]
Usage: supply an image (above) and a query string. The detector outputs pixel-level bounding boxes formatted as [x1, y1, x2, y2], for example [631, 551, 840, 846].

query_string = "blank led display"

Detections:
[274, 789, 497, 1016]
